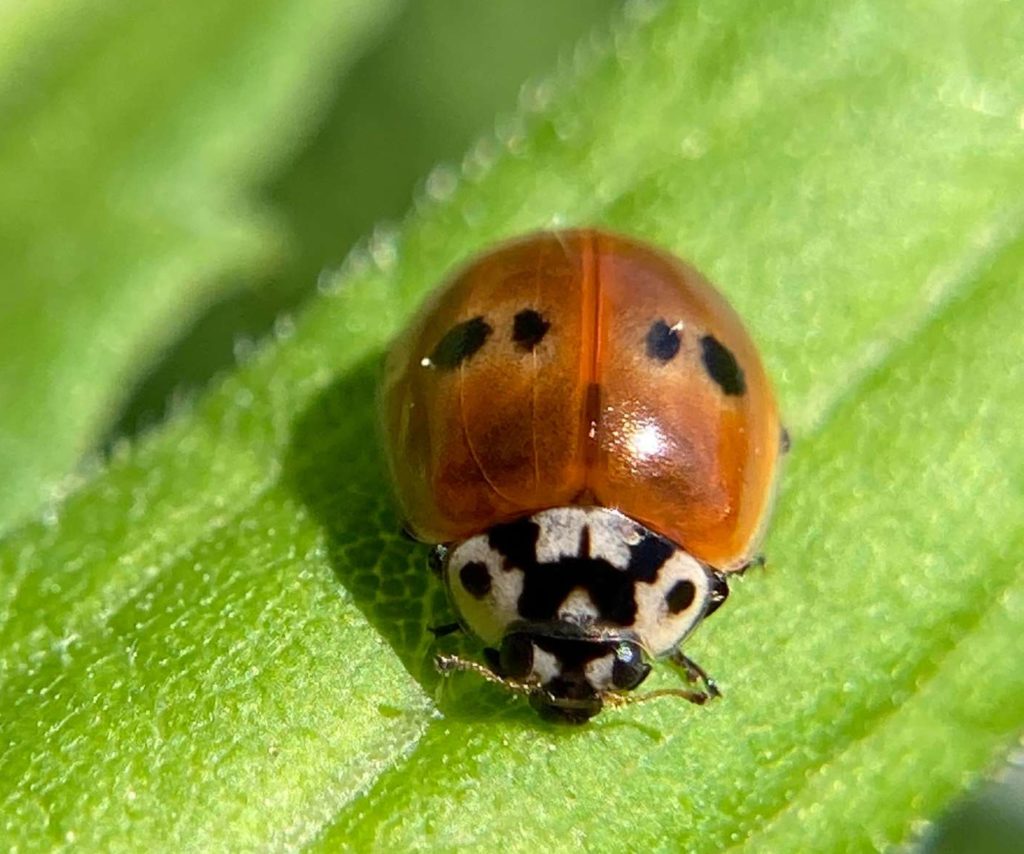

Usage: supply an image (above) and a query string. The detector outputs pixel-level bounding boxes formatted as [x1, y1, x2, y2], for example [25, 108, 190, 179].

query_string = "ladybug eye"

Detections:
[498, 633, 534, 679]
[611, 642, 651, 690]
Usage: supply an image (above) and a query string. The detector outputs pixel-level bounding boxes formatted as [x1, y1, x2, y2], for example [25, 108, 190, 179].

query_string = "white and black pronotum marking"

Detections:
[442, 507, 726, 720]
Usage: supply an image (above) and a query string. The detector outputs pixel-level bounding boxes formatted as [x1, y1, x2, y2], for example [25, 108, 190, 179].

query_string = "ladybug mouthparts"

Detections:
[494, 629, 652, 723]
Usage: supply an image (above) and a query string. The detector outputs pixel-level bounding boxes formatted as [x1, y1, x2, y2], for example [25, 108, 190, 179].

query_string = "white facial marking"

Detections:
[444, 536, 521, 645]
[586, 512, 639, 567]
[557, 587, 599, 625]
[531, 646, 562, 684]
[633, 551, 711, 656]
[533, 508, 580, 563]
[534, 506, 634, 567]
[443, 506, 714, 659]
[584, 653, 616, 692]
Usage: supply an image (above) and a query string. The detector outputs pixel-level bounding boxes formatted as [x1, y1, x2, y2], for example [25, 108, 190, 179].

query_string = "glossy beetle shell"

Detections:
[381, 229, 780, 572]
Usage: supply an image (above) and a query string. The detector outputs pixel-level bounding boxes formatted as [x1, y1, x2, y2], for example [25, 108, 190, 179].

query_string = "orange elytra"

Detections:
[381, 229, 783, 721]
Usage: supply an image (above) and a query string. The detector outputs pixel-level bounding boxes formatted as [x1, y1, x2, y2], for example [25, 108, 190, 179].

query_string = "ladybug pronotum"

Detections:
[381, 229, 783, 722]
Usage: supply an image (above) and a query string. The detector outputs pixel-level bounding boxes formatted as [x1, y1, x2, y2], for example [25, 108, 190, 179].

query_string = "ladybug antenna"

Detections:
[436, 654, 717, 710]
[434, 653, 539, 699]
[606, 686, 716, 709]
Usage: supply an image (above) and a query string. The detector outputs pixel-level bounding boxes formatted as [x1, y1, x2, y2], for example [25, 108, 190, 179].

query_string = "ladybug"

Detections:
[381, 229, 783, 722]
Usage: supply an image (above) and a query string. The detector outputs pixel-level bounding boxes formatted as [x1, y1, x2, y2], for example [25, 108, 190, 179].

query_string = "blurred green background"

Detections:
[107, 0, 621, 444]
[1, 1, 1021, 850]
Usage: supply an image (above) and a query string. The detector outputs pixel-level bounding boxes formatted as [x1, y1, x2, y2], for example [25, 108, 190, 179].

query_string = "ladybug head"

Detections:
[497, 628, 652, 723]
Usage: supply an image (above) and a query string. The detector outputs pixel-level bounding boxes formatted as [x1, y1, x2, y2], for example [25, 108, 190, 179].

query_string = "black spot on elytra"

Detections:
[666, 579, 696, 613]
[487, 518, 676, 626]
[513, 308, 550, 351]
[645, 320, 681, 362]
[428, 316, 492, 369]
[700, 334, 746, 396]
[459, 561, 492, 599]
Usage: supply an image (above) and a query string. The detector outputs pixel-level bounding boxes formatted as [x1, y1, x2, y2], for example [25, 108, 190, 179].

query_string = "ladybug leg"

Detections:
[734, 553, 766, 576]
[429, 622, 462, 638]
[609, 685, 714, 709]
[703, 569, 730, 618]
[667, 649, 721, 700]
[427, 546, 459, 637]
[780, 426, 792, 454]
[402, 530, 450, 579]
[427, 544, 450, 577]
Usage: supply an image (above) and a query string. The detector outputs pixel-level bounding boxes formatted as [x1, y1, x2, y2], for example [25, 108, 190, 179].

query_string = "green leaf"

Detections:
[0, 0, 397, 531]
[3, 0, 1024, 849]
